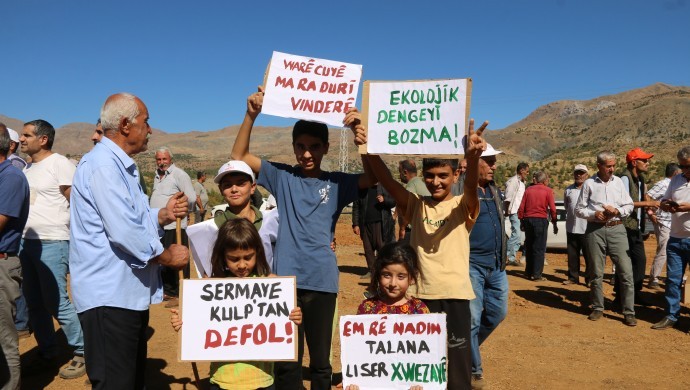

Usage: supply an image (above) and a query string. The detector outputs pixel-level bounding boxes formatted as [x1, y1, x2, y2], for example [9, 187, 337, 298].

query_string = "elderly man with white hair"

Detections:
[69, 93, 190, 389]
[575, 151, 636, 327]
[149, 146, 196, 307]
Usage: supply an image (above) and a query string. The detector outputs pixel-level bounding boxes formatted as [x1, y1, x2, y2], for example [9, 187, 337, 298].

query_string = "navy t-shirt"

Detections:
[469, 185, 503, 269]
[258, 160, 360, 293]
[0, 160, 30, 253]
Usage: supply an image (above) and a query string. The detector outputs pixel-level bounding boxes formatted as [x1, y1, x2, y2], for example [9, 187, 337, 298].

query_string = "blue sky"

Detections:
[1, 0, 688, 133]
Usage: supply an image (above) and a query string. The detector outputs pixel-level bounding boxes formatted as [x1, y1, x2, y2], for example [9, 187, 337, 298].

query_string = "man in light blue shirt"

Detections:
[69, 93, 189, 389]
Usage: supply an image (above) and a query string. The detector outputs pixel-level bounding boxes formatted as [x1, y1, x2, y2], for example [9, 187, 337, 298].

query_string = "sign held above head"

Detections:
[362, 78, 472, 156]
[262, 51, 363, 127]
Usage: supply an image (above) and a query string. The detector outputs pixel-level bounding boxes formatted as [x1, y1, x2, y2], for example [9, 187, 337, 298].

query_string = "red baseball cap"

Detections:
[626, 148, 654, 164]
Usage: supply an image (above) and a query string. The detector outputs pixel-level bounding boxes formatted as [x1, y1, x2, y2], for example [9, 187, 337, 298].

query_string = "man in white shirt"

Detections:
[149, 147, 195, 305]
[651, 147, 690, 330]
[504, 162, 529, 265]
[18, 119, 85, 379]
[575, 151, 636, 327]
[563, 164, 590, 285]
[646, 163, 681, 289]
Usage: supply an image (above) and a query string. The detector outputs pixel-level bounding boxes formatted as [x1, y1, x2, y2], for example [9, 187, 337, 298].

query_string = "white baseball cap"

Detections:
[461, 135, 503, 157]
[573, 164, 588, 173]
[214, 160, 256, 184]
[7, 128, 19, 143]
[481, 143, 503, 157]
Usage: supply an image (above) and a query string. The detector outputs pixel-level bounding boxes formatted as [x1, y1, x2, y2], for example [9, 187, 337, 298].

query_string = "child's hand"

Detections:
[247, 86, 264, 119]
[464, 118, 488, 160]
[344, 108, 367, 146]
[289, 307, 303, 325]
[344, 385, 359, 390]
[410, 385, 424, 390]
[170, 308, 183, 332]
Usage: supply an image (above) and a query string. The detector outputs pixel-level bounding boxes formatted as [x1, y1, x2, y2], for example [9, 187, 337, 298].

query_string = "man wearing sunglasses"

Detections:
[652, 147, 690, 330]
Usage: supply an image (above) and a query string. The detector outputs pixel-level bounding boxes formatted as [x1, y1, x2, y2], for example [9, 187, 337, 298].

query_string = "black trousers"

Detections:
[626, 228, 647, 293]
[274, 289, 336, 390]
[421, 299, 472, 390]
[161, 229, 189, 297]
[79, 307, 149, 390]
[523, 218, 548, 278]
[566, 232, 589, 282]
[360, 221, 383, 272]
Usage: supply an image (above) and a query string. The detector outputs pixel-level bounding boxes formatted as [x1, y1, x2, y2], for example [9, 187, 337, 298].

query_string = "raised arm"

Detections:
[462, 119, 489, 214]
[230, 87, 265, 174]
[344, 108, 411, 214]
[343, 108, 377, 189]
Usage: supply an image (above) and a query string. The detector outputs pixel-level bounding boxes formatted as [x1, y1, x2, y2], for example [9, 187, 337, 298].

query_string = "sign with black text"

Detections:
[179, 277, 297, 362]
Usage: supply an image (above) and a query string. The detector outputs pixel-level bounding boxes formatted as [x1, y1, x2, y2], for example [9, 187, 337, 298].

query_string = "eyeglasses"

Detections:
[636, 159, 649, 164]
[679, 164, 690, 170]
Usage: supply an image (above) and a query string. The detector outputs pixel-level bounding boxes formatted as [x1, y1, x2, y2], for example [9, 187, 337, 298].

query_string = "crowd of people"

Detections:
[1, 89, 689, 390]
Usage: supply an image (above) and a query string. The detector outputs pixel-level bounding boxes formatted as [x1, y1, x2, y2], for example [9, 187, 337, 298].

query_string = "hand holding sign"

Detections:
[344, 108, 367, 147]
[464, 119, 488, 160]
[247, 86, 264, 120]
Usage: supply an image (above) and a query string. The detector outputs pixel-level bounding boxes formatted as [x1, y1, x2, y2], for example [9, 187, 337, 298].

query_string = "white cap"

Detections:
[461, 135, 503, 157]
[214, 160, 256, 184]
[481, 143, 503, 157]
[573, 164, 588, 173]
[7, 128, 19, 143]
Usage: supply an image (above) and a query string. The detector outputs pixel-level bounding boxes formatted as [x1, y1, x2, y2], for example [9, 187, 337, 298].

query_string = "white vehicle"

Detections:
[506, 200, 567, 250]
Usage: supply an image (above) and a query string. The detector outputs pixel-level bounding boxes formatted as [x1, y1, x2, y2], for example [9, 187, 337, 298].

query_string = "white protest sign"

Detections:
[340, 314, 447, 390]
[179, 277, 297, 362]
[262, 51, 362, 127]
[363, 79, 471, 155]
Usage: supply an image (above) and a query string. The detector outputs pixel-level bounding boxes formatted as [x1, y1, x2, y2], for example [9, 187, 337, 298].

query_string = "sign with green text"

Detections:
[339, 313, 447, 390]
[363, 79, 471, 155]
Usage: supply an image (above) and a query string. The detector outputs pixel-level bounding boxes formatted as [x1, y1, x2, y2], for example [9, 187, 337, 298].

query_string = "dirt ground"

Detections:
[19, 217, 690, 389]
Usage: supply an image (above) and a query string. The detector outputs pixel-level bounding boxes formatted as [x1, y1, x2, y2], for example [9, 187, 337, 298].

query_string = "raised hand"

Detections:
[247, 86, 264, 119]
[465, 119, 488, 160]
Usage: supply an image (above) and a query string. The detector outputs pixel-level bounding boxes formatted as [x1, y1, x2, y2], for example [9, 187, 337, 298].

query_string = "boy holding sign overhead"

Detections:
[351, 108, 488, 390]
[231, 87, 375, 389]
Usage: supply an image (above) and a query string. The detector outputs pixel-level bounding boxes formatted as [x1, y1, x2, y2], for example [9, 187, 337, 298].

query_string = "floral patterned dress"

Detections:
[356, 296, 430, 315]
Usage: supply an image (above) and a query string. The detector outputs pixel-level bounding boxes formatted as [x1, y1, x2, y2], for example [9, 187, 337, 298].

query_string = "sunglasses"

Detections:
[679, 164, 690, 170]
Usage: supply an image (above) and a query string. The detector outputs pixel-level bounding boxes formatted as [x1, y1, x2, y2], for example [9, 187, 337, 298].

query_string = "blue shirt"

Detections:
[258, 160, 359, 293]
[69, 137, 165, 313]
[0, 160, 30, 253]
[469, 186, 503, 269]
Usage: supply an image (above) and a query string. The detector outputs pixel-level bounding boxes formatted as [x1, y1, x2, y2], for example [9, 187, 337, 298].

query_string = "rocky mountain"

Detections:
[3, 83, 689, 192]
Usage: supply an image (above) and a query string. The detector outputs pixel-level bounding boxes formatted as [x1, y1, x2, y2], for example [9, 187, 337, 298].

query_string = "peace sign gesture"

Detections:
[464, 119, 489, 160]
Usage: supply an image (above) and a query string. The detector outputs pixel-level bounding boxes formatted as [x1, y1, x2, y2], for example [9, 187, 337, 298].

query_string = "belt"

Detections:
[594, 220, 623, 228]
[0, 253, 18, 259]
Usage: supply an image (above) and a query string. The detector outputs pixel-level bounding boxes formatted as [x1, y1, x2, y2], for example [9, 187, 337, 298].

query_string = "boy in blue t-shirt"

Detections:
[231, 87, 375, 389]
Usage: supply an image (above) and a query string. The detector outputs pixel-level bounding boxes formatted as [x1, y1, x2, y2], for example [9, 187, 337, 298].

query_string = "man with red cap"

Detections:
[617, 147, 659, 306]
